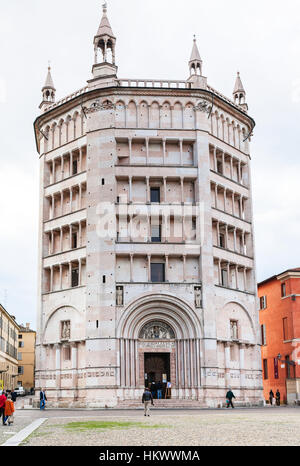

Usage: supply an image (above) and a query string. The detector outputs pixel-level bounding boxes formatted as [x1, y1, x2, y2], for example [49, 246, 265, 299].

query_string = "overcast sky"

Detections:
[0, 0, 300, 329]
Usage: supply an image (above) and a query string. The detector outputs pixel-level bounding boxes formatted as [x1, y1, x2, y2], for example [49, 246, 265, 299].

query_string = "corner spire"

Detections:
[189, 36, 203, 76]
[42, 65, 56, 92]
[90, 2, 118, 88]
[186, 36, 207, 90]
[233, 72, 248, 111]
[96, 2, 115, 39]
[190, 36, 201, 63]
[233, 72, 245, 95]
[40, 64, 56, 111]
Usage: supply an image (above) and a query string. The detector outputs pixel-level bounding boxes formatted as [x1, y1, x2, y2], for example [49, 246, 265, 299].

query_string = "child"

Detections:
[4, 394, 15, 426]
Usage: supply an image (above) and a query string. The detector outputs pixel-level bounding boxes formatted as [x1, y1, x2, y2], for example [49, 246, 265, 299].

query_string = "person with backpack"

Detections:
[142, 387, 154, 417]
[40, 389, 47, 410]
[226, 389, 236, 408]
[156, 381, 163, 400]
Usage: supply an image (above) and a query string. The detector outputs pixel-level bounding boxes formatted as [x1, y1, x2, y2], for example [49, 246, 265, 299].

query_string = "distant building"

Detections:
[17, 323, 36, 392]
[0, 304, 19, 391]
[259, 268, 300, 404]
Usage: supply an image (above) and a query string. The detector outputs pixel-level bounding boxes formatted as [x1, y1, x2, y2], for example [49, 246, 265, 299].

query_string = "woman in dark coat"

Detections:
[269, 390, 274, 405]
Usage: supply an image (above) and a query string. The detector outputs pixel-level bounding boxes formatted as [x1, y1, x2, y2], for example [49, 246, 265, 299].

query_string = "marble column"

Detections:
[239, 344, 245, 395]
[179, 139, 183, 165]
[71, 343, 78, 400]
[224, 342, 231, 388]
[162, 138, 166, 165]
[55, 344, 61, 399]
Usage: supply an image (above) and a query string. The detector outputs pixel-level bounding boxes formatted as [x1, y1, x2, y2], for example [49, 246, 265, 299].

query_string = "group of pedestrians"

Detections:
[0, 390, 16, 426]
[269, 389, 281, 406]
[142, 387, 239, 416]
[150, 381, 164, 399]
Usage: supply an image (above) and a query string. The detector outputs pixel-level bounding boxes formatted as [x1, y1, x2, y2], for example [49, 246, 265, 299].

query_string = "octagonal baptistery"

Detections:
[33, 4, 263, 408]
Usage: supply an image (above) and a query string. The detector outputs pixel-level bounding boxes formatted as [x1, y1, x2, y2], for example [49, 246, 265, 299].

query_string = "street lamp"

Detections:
[277, 353, 295, 366]
[0, 365, 9, 374]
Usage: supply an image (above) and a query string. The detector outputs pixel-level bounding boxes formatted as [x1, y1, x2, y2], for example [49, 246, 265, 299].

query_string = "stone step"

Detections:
[117, 399, 205, 409]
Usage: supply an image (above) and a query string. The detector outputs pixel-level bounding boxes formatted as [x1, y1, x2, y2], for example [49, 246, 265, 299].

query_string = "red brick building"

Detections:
[258, 268, 300, 404]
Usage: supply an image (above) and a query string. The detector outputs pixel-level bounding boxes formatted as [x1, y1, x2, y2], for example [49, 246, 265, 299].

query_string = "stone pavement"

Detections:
[6, 406, 299, 447]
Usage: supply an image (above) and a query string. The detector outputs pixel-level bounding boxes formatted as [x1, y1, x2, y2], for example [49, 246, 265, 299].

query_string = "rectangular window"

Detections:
[221, 269, 228, 287]
[71, 268, 79, 287]
[18, 366, 24, 375]
[260, 296, 267, 310]
[17, 353, 22, 361]
[18, 341, 24, 348]
[219, 233, 225, 248]
[285, 355, 290, 379]
[151, 263, 165, 283]
[217, 160, 223, 175]
[150, 187, 160, 203]
[73, 160, 78, 176]
[263, 359, 268, 379]
[151, 224, 161, 243]
[72, 232, 78, 249]
[18, 334, 22, 339]
[261, 324, 266, 346]
[281, 283, 286, 297]
[283, 317, 288, 340]
[64, 346, 71, 361]
[274, 358, 279, 379]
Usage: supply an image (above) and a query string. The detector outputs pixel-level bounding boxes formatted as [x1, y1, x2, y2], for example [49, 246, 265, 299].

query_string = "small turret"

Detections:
[233, 72, 248, 111]
[186, 36, 207, 89]
[91, 2, 118, 85]
[40, 65, 56, 111]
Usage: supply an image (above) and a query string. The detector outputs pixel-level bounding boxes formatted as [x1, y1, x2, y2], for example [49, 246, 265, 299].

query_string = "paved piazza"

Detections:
[1, 406, 299, 446]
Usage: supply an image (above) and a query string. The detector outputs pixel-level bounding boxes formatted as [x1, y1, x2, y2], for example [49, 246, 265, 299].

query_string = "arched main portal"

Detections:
[117, 294, 203, 399]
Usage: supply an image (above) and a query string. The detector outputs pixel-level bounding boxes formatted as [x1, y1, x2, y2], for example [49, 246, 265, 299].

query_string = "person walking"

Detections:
[269, 390, 274, 406]
[11, 390, 17, 403]
[40, 389, 47, 410]
[156, 381, 163, 400]
[150, 381, 157, 399]
[0, 390, 7, 425]
[226, 389, 236, 408]
[276, 389, 281, 406]
[4, 394, 15, 426]
[142, 387, 154, 417]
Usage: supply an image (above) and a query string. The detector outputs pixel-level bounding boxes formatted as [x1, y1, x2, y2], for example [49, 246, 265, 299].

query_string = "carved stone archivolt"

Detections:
[139, 321, 175, 340]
